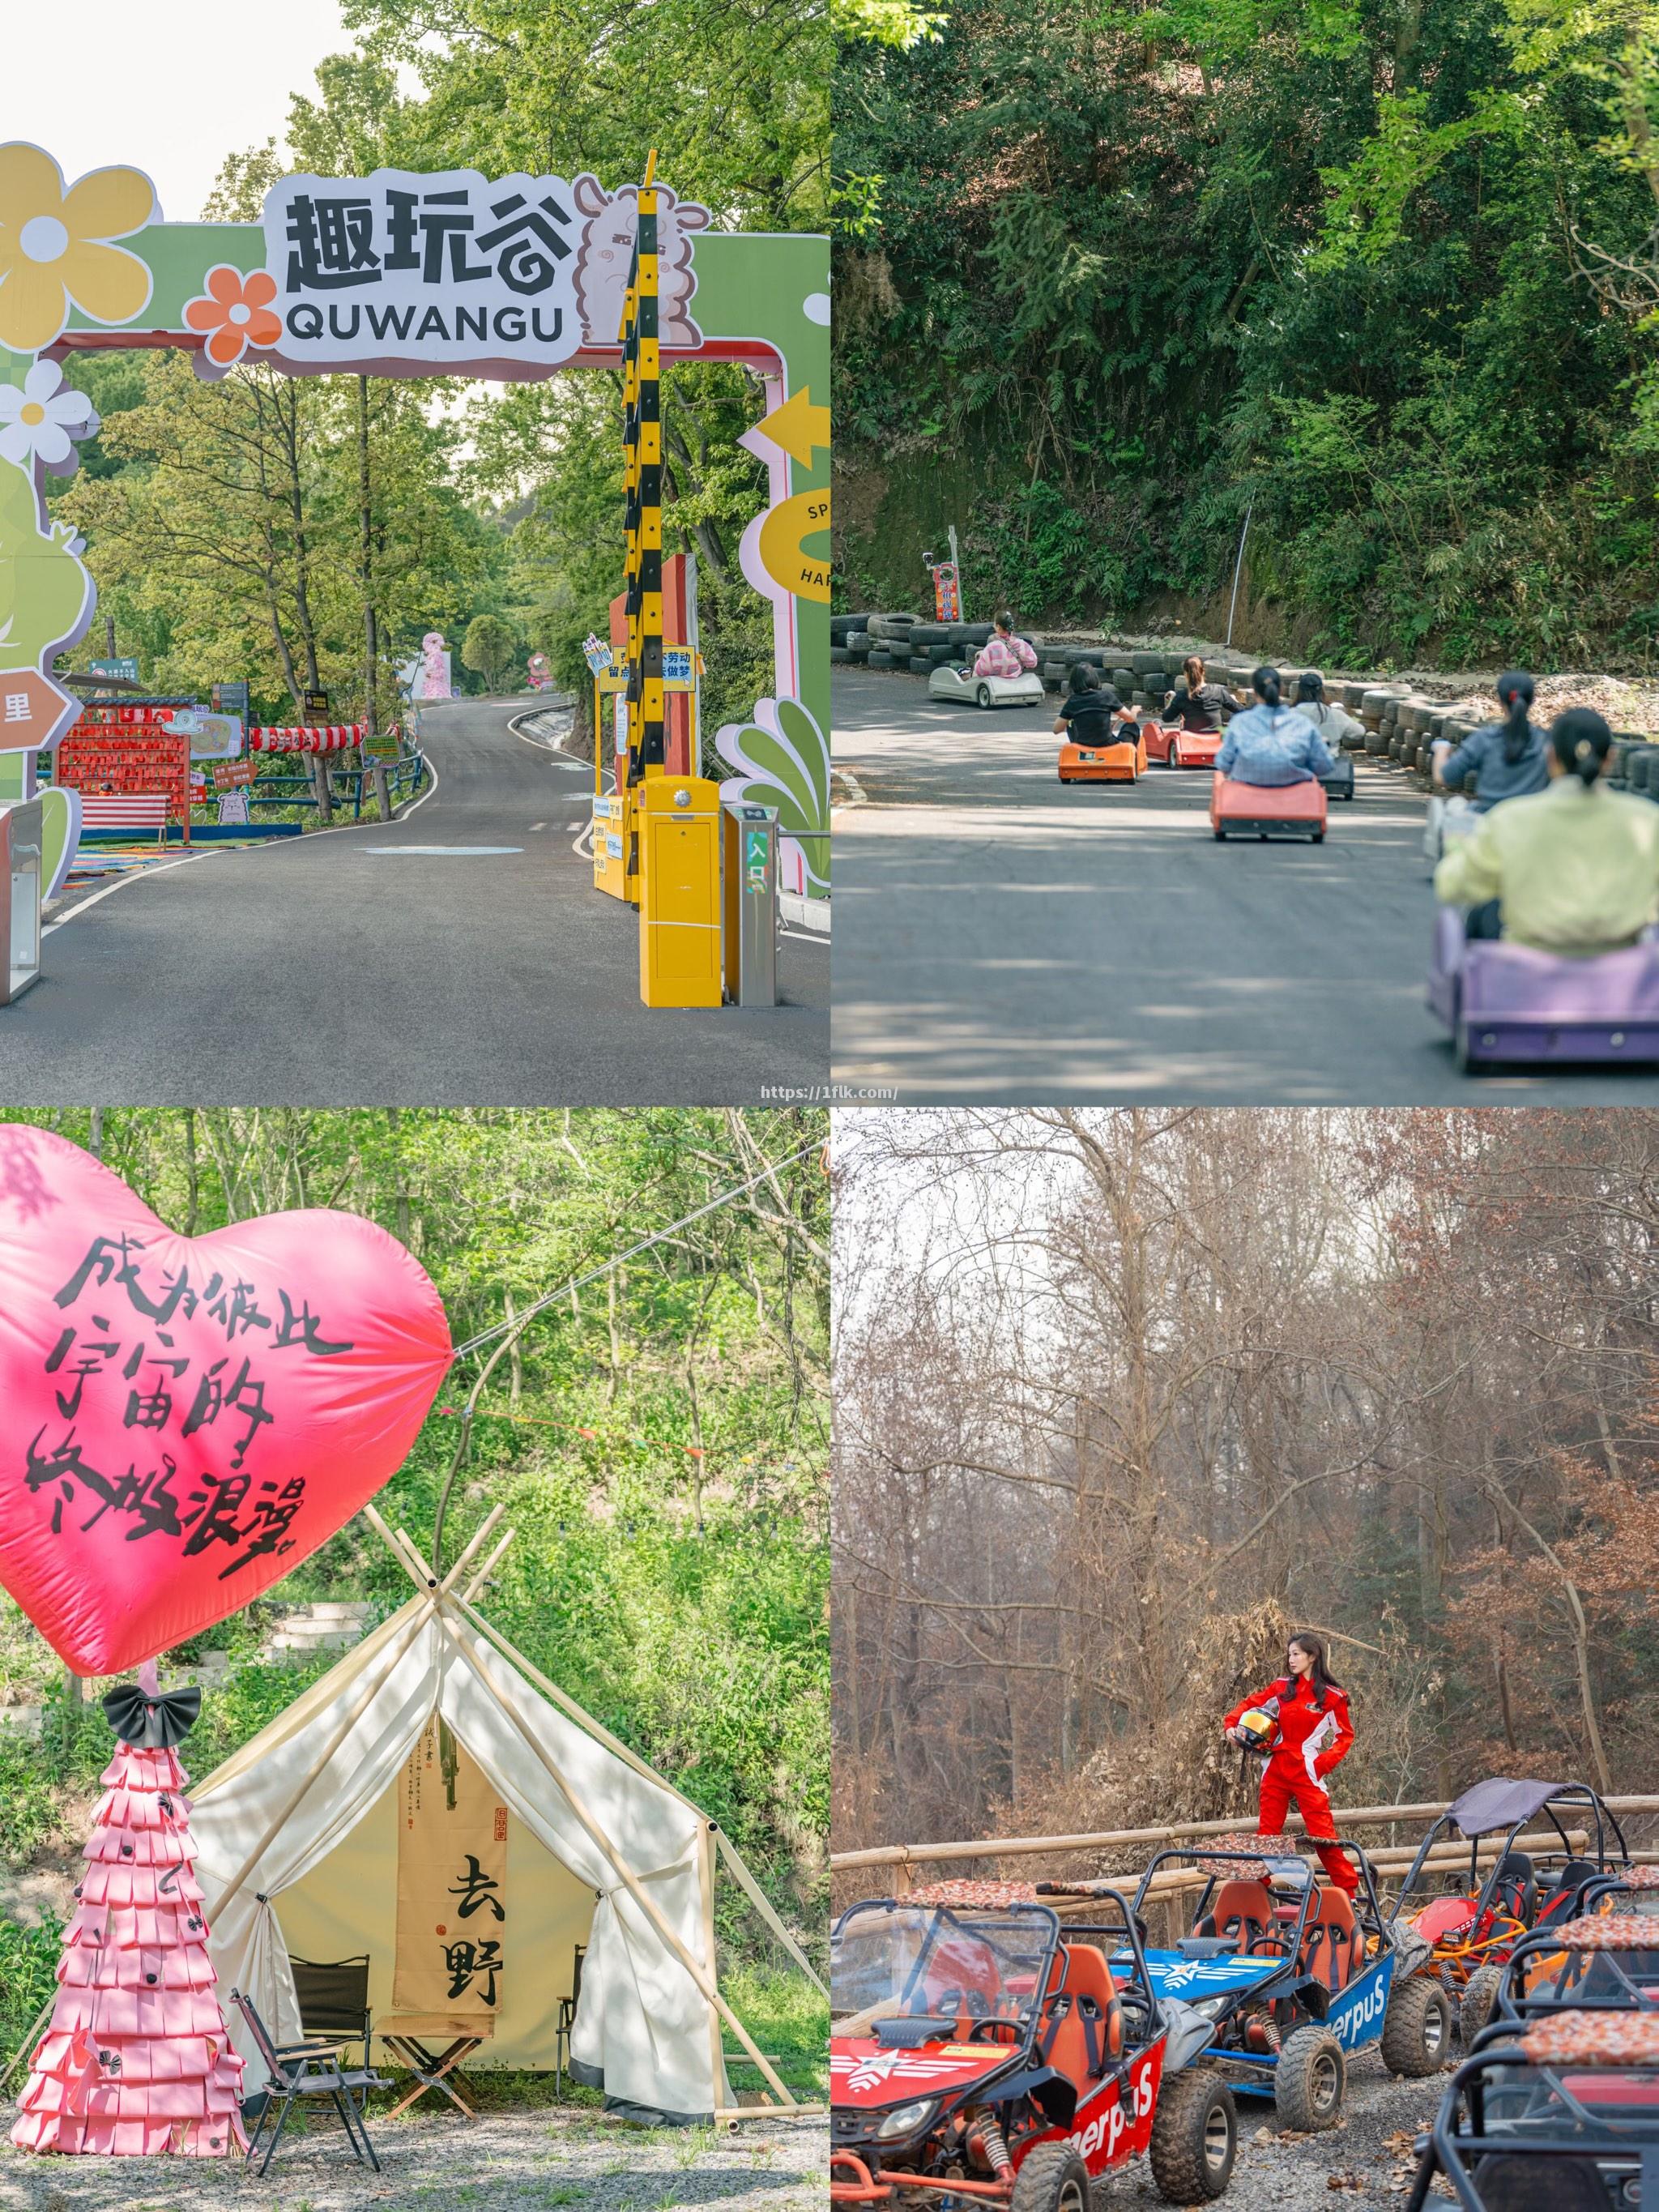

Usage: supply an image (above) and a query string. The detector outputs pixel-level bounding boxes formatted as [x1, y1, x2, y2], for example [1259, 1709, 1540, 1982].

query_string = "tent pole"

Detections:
[700, 1821, 729, 2111]
[462, 1529, 515, 1602]
[458, 1628, 799, 2109]
[451, 1590, 827, 1996]
[713, 1830, 827, 2001]
[203, 1596, 437, 1920]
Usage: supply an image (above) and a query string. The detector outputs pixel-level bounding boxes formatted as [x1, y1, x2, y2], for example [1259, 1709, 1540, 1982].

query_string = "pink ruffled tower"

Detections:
[11, 1669, 246, 2157]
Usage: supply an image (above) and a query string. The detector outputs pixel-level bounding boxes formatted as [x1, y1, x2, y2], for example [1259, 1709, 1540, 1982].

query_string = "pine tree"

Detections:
[11, 1701, 246, 2157]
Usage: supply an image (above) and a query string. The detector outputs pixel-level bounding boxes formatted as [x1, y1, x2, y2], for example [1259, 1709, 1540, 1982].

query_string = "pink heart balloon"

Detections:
[0, 1125, 453, 1676]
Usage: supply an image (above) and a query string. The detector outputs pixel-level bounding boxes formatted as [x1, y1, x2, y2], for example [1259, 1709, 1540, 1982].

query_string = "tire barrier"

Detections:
[835, 613, 1659, 792]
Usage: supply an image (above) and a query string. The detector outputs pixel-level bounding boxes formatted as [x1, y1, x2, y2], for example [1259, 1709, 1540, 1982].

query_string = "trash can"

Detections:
[721, 801, 777, 1007]
[0, 797, 44, 1006]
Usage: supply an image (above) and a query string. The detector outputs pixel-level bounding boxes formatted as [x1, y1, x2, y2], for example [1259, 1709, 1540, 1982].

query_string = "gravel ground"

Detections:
[0, 2106, 828, 2212]
[1103, 2051, 1449, 2210]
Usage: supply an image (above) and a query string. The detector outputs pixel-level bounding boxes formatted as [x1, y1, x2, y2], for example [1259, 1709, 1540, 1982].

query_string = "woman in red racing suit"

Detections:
[1222, 1632, 1357, 1896]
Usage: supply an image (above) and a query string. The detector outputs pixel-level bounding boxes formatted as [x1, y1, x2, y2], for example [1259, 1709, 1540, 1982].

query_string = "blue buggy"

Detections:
[1108, 1841, 1452, 2132]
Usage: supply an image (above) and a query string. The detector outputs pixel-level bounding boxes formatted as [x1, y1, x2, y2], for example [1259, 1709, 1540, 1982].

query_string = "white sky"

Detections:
[0, 0, 390, 222]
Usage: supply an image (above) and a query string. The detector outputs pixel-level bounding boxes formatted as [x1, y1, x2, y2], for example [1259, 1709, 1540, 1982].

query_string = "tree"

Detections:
[462, 612, 522, 692]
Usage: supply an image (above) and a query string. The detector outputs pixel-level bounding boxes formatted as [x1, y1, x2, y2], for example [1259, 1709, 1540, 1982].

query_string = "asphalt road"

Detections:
[831, 667, 1659, 1103]
[0, 697, 827, 1106]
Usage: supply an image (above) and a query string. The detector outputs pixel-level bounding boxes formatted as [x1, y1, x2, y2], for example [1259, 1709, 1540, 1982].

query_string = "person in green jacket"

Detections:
[1434, 709, 1659, 951]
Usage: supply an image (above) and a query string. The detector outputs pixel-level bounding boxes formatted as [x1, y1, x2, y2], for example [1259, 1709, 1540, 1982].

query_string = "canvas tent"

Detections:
[186, 1510, 815, 2124]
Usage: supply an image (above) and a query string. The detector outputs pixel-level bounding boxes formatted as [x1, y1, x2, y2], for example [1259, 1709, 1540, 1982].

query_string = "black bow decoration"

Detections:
[100, 1683, 202, 1749]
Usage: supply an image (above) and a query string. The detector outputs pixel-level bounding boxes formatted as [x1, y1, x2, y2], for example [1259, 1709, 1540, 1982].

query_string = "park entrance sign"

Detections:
[0, 143, 829, 912]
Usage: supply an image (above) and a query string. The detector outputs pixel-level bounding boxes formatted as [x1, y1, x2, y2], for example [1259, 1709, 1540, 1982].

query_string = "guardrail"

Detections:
[832, 1796, 1659, 1888]
[240, 750, 427, 818]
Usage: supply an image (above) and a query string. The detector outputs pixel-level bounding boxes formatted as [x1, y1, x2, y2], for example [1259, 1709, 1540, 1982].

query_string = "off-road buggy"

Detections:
[1122, 1838, 1449, 2136]
[829, 1889, 1239, 2210]
[1485, 1891, 1659, 2033]
[1388, 1780, 1631, 2046]
[1403, 2009, 1659, 2212]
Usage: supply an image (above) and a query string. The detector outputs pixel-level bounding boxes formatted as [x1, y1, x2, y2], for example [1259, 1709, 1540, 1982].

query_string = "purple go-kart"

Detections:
[1429, 907, 1659, 1073]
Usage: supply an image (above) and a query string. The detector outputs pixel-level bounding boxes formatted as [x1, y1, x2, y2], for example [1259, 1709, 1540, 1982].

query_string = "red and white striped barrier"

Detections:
[247, 725, 365, 752]
[77, 794, 171, 845]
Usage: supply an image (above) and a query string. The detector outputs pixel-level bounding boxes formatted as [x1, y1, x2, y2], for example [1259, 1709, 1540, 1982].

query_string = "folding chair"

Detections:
[556, 1941, 587, 2097]
[231, 1988, 392, 2176]
[290, 1954, 373, 2091]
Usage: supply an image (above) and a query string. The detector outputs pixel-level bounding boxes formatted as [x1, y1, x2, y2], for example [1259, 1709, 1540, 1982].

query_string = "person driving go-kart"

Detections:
[1214, 668, 1337, 787]
[1222, 1632, 1358, 1898]
[1434, 708, 1659, 950]
[1425, 668, 1549, 876]
[973, 611, 1038, 681]
[1162, 655, 1238, 733]
[1054, 665, 1139, 747]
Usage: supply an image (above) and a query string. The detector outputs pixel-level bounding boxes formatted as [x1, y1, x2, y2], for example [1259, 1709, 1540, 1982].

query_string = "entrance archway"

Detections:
[0, 144, 828, 908]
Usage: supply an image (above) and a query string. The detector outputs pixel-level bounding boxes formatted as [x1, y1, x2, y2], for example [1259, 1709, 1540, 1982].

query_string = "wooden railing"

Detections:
[831, 1796, 1659, 1890]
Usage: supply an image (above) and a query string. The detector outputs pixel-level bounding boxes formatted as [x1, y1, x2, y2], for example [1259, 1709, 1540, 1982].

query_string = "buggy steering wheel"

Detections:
[964, 2018, 1023, 2045]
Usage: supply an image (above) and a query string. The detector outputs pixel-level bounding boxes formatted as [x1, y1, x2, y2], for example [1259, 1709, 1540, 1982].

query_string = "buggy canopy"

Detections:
[187, 1588, 728, 2123]
[1447, 1779, 1577, 1837]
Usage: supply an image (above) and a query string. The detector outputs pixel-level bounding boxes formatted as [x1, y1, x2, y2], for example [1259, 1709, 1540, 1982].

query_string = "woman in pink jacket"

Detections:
[973, 612, 1038, 679]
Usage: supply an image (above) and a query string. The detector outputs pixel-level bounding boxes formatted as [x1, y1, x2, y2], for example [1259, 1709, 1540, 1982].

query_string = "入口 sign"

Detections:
[264, 169, 582, 374]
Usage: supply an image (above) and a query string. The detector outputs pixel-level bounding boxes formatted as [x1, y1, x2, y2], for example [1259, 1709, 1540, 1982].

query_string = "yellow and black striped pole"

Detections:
[620, 149, 665, 815]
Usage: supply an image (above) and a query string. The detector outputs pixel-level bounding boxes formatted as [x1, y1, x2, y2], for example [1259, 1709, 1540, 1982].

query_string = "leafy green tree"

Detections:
[463, 610, 522, 691]
[838, 0, 1659, 665]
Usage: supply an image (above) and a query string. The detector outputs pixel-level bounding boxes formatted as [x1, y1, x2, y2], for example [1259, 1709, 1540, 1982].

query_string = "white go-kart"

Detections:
[928, 661, 1046, 711]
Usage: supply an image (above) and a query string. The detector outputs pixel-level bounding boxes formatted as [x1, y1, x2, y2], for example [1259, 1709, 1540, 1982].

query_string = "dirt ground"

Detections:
[1103, 2048, 1450, 2210]
[0, 2106, 828, 2212]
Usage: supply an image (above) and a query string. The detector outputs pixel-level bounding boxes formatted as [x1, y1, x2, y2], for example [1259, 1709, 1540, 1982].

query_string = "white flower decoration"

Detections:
[0, 360, 99, 472]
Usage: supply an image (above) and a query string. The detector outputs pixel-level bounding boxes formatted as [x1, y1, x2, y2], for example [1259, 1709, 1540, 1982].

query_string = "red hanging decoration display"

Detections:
[11, 1702, 247, 2158]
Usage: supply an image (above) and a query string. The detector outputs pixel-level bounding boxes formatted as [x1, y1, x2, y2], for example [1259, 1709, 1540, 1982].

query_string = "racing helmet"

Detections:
[1235, 1701, 1281, 1753]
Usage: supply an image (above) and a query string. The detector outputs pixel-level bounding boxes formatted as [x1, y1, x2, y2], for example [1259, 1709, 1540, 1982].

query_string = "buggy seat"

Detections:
[1037, 1945, 1124, 2088]
[1198, 1879, 1282, 1958]
[1299, 1886, 1357, 1993]
[1534, 1860, 1602, 1931]
[1489, 1851, 1537, 1929]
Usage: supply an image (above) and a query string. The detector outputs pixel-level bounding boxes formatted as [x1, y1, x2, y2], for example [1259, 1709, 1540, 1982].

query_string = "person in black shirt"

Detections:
[1162, 654, 1238, 733]
[1055, 664, 1137, 748]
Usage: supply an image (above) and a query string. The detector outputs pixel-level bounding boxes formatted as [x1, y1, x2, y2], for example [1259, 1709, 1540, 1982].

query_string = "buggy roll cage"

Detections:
[1403, 2034, 1659, 2212]
[1131, 1839, 1388, 1958]
[1391, 1786, 1630, 1928]
[830, 1891, 1167, 2063]
[1487, 1917, 1659, 2029]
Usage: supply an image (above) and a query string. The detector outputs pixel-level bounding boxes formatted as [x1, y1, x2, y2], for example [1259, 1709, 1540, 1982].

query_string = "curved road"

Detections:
[831, 667, 1659, 1103]
[0, 698, 827, 1105]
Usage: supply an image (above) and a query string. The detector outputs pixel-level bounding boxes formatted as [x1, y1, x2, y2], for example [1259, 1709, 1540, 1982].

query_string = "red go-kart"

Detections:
[831, 1890, 1238, 2211]
[1210, 774, 1327, 843]
[1142, 718, 1223, 772]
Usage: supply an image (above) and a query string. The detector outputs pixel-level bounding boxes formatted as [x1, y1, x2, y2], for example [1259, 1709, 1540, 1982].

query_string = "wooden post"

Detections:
[310, 749, 333, 826]
[458, 1626, 798, 2108]
[700, 1821, 731, 2112]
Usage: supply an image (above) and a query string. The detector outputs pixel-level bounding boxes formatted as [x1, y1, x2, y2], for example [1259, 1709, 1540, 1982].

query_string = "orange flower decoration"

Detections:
[183, 265, 281, 366]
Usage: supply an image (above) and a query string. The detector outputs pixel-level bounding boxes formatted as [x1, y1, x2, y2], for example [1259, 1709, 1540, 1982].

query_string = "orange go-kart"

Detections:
[1142, 719, 1224, 772]
[1059, 724, 1147, 785]
[831, 1890, 1238, 2209]
[1210, 774, 1327, 843]
[1388, 1779, 1629, 2046]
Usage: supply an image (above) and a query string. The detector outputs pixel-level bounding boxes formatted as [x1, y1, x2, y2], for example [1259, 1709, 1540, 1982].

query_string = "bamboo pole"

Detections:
[700, 1821, 730, 2112]
[456, 1624, 799, 2109]
[463, 1528, 516, 1603]
[832, 1799, 1659, 1875]
[203, 1596, 437, 1920]
[450, 1586, 829, 2001]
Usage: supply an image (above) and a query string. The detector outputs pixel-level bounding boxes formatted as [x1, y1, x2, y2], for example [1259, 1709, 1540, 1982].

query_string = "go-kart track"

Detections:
[831, 668, 1659, 1104]
[0, 698, 828, 1105]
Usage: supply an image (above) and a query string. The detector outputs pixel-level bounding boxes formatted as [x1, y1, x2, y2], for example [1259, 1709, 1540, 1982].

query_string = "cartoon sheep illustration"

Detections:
[571, 175, 710, 351]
